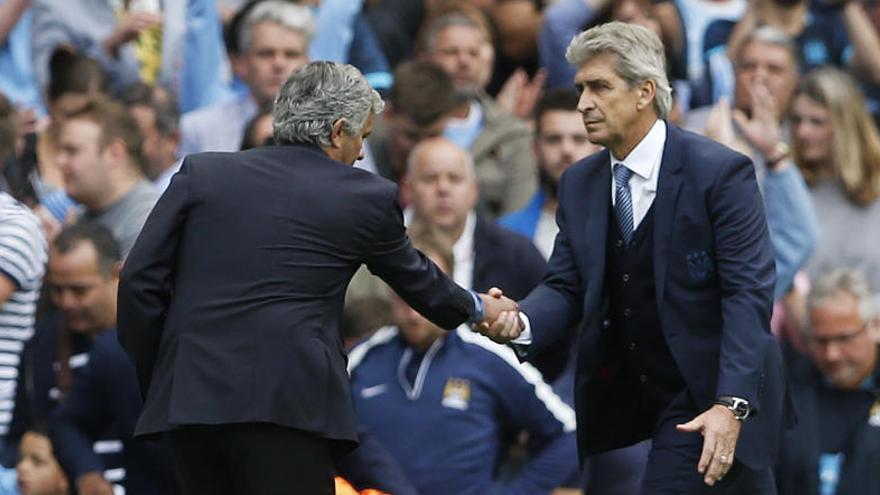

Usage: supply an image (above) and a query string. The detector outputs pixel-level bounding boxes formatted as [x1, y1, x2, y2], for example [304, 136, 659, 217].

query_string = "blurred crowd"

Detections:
[0, 0, 879, 494]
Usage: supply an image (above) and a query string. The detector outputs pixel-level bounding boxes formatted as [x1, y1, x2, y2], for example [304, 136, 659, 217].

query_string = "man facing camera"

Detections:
[481, 22, 791, 493]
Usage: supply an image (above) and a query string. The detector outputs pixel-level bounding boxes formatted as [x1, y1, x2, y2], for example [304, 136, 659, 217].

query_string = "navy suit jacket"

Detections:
[117, 145, 476, 450]
[472, 216, 547, 300]
[519, 123, 791, 469]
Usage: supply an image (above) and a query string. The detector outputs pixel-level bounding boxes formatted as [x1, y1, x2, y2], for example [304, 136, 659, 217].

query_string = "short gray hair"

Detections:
[239, 1, 315, 54]
[734, 26, 799, 70]
[809, 268, 876, 323]
[566, 21, 672, 119]
[273, 61, 385, 147]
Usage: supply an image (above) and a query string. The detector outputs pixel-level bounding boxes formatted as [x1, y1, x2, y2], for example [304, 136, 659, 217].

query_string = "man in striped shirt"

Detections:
[0, 192, 47, 443]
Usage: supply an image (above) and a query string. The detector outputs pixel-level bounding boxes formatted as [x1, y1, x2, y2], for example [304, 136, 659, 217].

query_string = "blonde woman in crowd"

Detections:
[790, 67, 880, 291]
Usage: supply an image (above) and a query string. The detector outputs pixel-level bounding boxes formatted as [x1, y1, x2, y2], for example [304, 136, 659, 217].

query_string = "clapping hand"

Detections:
[474, 288, 524, 344]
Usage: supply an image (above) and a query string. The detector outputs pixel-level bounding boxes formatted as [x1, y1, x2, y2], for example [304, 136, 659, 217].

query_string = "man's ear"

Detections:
[636, 79, 657, 112]
[329, 118, 347, 149]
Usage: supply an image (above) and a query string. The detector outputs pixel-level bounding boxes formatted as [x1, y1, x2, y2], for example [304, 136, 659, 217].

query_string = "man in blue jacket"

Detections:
[482, 22, 791, 493]
[349, 223, 578, 495]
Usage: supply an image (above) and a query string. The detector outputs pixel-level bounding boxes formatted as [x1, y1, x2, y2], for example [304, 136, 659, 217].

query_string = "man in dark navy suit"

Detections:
[117, 61, 516, 495]
[481, 22, 792, 493]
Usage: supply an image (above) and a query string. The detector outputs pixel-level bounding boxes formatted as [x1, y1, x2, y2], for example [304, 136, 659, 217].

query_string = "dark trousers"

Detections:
[638, 390, 777, 495]
[169, 423, 334, 495]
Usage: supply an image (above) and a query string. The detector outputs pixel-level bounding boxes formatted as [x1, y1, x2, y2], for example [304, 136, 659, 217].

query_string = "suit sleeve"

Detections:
[709, 154, 776, 411]
[364, 186, 475, 329]
[762, 166, 818, 299]
[518, 178, 585, 355]
[117, 160, 193, 397]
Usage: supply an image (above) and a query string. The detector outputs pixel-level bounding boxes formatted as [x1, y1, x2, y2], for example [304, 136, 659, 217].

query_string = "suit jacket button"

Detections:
[639, 374, 648, 383]
[629, 342, 636, 351]
[622, 274, 630, 282]
[623, 308, 631, 317]
[616, 240, 624, 248]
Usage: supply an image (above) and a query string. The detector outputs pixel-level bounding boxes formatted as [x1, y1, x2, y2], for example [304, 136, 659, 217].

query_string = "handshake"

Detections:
[473, 288, 524, 344]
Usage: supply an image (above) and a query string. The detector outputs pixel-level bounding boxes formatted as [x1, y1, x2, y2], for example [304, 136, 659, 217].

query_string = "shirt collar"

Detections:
[609, 119, 666, 180]
[452, 211, 477, 261]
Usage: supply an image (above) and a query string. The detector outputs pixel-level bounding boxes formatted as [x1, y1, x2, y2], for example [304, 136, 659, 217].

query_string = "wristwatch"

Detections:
[715, 396, 752, 421]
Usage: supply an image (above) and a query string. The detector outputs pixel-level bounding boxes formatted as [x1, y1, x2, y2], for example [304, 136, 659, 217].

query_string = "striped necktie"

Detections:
[614, 163, 635, 245]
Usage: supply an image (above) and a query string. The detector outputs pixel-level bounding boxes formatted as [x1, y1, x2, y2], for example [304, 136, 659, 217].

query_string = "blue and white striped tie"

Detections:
[614, 163, 635, 245]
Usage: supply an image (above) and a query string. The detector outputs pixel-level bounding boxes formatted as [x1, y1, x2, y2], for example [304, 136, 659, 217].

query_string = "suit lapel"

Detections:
[579, 152, 611, 305]
[472, 218, 491, 290]
[653, 123, 683, 303]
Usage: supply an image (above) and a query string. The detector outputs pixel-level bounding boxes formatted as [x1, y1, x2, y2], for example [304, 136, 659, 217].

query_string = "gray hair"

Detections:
[809, 268, 876, 323]
[273, 61, 384, 147]
[239, 1, 315, 54]
[566, 21, 672, 120]
[734, 26, 799, 70]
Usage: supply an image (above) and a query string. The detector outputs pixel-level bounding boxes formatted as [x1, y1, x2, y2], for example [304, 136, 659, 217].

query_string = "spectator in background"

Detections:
[180, 0, 312, 155]
[775, 269, 880, 495]
[500, 88, 602, 260]
[55, 97, 158, 258]
[419, 6, 537, 218]
[3, 223, 128, 494]
[31, 0, 232, 113]
[28, 50, 108, 228]
[239, 106, 273, 150]
[368, 60, 456, 188]
[348, 222, 578, 495]
[120, 82, 181, 193]
[15, 426, 69, 495]
[406, 137, 546, 304]
[405, 137, 576, 383]
[726, 0, 880, 87]
[791, 67, 880, 292]
[51, 323, 179, 495]
[685, 27, 818, 300]
[485, 0, 546, 117]
[540, 0, 685, 104]
[0, 101, 47, 448]
[0, 0, 43, 117]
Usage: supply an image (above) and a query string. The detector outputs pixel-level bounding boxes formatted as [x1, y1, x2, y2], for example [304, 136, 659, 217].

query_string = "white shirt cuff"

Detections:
[511, 312, 532, 345]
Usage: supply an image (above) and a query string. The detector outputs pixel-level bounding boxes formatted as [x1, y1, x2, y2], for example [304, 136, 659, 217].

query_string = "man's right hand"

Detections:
[77, 471, 114, 495]
[473, 287, 523, 343]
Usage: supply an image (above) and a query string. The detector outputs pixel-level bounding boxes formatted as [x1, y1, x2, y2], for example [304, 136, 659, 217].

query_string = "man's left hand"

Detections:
[676, 404, 742, 486]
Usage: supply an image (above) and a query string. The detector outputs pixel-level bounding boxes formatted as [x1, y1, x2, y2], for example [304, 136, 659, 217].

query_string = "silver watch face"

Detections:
[731, 399, 750, 419]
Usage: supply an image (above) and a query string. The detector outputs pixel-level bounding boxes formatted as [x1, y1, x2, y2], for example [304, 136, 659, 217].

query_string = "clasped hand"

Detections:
[473, 288, 523, 344]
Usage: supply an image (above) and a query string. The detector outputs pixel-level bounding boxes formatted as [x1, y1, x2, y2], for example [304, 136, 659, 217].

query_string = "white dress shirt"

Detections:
[513, 120, 667, 345]
[452, 212, 477, 290]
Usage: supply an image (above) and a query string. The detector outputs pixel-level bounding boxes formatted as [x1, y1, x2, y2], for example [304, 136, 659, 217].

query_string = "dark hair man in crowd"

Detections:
[120, 82, 181, 193]
[56, 97, 159, 259]
[500, 88, 602, 260]
[367, 60, 456, 188]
